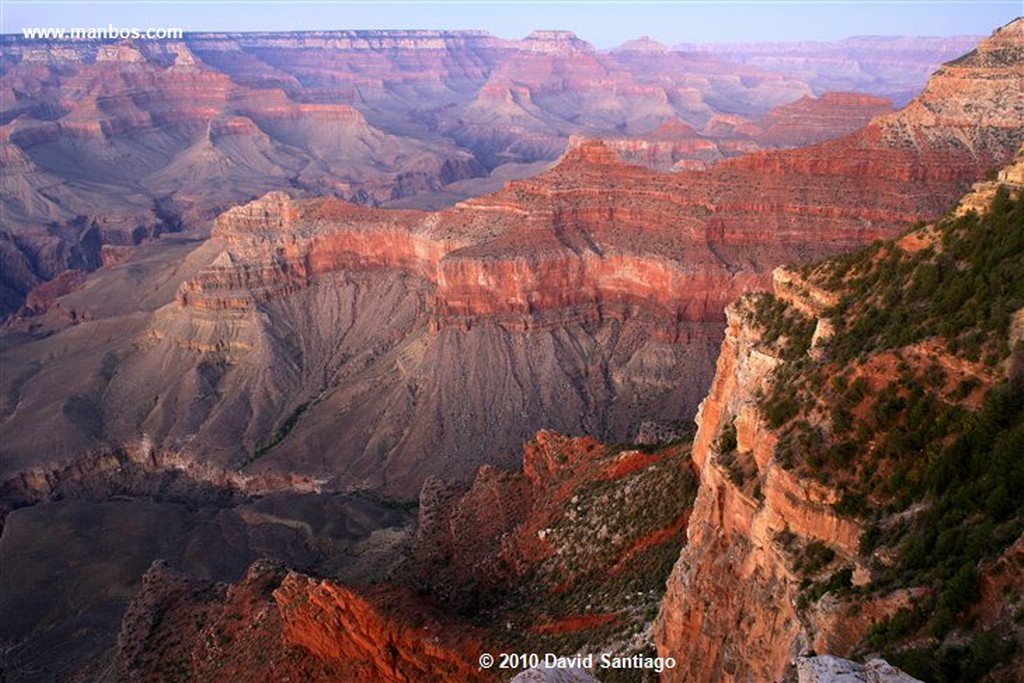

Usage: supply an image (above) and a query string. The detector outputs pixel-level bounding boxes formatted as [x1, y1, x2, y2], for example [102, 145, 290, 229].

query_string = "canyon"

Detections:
[1, 29, 974, 318]
[3, 20, 1021, 496]
[107, 101, 1024, 683]
[1, 17, 1023, 683]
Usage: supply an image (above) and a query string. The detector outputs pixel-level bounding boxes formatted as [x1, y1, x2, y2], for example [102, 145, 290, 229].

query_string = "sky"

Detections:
[2, 1, 1021, 47]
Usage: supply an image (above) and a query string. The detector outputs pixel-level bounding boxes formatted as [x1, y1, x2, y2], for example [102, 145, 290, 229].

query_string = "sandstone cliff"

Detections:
[655, 140, 1024, 681]
[653, 292, 866, 682]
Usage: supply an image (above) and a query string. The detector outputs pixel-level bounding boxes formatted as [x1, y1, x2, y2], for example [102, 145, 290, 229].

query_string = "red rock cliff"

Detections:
[116, 559, 494, 682]
[653, 289, 868, 682]
[177, 15, 1023, 331]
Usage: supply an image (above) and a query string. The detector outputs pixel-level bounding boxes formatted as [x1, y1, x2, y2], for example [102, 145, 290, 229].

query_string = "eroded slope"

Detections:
[655, 146, 1024, 682]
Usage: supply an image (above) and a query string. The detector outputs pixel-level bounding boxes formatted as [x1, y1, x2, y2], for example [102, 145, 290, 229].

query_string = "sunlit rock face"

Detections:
[653, 23, 1024, 681]
[0, 27, 976, 317]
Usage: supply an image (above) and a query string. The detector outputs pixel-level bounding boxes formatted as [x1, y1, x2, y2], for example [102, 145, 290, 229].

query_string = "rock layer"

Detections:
[0, 28, 974, 317]
[3, 22, 1023, 498]
[653, 295, 863, 681]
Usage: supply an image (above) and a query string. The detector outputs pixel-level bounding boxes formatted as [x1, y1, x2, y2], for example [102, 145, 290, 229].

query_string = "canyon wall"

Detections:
[654, 292, 863, 681]
[0, 28, 974, 317]
[3, 18, 1022, 497]
[655, 131, 1024, 680]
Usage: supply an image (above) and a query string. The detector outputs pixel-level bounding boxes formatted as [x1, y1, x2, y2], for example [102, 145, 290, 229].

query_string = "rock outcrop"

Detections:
[957, 141, 1024, 215]
[512, 667, 601, 683]
[273, 574, 490, 682]
[796, 656, 923, 683]
[654, 266, 967, 680]
[116, 559, 489, 682]
[655, 99, 1024, 680]
[178, 177, 761, 331]
[652, 269, 950, 678]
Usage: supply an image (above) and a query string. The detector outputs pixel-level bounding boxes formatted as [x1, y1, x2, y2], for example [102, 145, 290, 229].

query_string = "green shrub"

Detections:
[797, 540, 836, 575]
[715, 420, 738, 454]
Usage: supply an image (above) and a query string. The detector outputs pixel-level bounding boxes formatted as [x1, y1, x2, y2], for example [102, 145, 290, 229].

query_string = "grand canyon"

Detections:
[1, 12, 1022, 683]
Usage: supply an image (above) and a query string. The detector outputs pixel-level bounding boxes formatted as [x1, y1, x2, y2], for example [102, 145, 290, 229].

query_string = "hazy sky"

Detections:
[3, 1, 1021, 47]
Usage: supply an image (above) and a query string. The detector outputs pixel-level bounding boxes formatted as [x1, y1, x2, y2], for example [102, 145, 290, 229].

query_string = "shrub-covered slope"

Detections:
[748, 181, 1023, 680]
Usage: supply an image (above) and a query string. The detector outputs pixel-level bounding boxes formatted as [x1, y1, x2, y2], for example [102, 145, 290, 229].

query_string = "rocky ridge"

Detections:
[115, 558, 490, 682]
[112, 432, 698, 681]
[654, 143, 1024, 680]
[0, 28, 974, 317]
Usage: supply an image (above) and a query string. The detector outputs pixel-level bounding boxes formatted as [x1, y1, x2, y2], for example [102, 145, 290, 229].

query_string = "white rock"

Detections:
[796, 654, 923, 683]
[510, 666, 600, 683]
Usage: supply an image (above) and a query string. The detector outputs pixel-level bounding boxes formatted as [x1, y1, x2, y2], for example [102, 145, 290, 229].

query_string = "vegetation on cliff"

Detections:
[751, 186, 1023, 681]
[408, 434, 699, 680]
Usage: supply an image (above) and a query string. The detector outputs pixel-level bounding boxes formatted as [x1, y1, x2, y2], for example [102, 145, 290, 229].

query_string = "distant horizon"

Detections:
[2, 1, 1020, 49]
[0, 26, 994, 47]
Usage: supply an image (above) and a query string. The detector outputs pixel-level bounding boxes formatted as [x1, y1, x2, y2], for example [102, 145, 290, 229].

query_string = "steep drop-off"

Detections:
[655, 145, 1024, 682]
